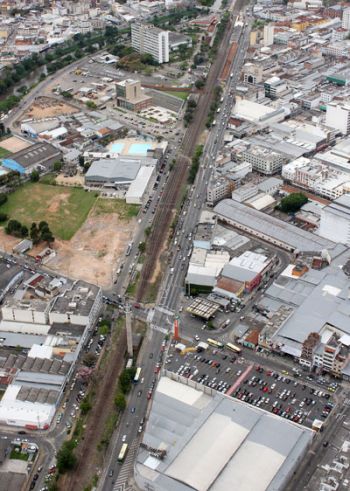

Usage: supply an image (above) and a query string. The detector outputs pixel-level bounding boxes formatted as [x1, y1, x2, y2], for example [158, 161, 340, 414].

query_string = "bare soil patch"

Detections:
[24, 96, 78, 119]
[45, 211, 135, 287]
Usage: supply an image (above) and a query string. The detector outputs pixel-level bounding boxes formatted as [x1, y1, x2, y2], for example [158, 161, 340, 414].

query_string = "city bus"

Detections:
[207, 338, 224, 349]
[226, 342, 242, 354]
[117, 443, 128, 463]
[125, 242, 133, 256]
[133, 367, 142, 383]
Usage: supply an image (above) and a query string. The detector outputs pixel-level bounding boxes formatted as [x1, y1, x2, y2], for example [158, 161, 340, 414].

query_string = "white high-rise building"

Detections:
[263, 25, 274, 47]
[131, 24, 169, 64]
[325, 103, 350, 135]
[342, 7, 350, 30]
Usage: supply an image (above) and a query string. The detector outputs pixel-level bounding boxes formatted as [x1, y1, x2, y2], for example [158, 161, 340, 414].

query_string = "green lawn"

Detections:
[92, 198, 140, 220]
[10, 449, 29, 461]
[165, 90, 189, 101]
[0, 183, 97, 240]
[0, 146, 12, 158]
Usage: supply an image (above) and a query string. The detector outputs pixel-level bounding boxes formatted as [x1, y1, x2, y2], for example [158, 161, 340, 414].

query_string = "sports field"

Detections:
[0, 183, 97, 240]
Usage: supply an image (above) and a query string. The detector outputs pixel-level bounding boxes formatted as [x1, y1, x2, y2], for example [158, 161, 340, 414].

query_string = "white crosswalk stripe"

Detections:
[156, 306, 174, 316]
[146, 309, 155, 323]
[151, 324, 168, 334]
[113, 439, 140, 491]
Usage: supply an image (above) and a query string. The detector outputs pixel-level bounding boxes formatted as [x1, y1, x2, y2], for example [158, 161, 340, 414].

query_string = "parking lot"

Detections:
[166, 343, 338, 429]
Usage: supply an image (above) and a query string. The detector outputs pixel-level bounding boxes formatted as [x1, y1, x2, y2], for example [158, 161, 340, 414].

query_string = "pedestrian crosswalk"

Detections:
[113, 438, 140, 491]
[151, 324, 168, 334]
[156, 306, 174, 316]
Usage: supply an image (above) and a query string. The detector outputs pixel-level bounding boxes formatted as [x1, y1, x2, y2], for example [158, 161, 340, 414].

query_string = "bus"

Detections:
[226, 342, 242, 354]
[133, 367, 142, 383]
[117, 443, 128, 463]
[125, 242, 133, 256]
[207, 338, 224, 349]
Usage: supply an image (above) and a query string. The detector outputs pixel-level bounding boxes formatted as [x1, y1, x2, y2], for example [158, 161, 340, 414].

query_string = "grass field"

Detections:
[92, 198, 140, 220]
[0, 146, 12, 158]
[10, 449, 29, 461]
[165, 90, 189, 101]
[0, 183, 97, 240]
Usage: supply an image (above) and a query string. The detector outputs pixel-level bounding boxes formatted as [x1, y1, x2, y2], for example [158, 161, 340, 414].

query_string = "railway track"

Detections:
[136, 15, 237, 302]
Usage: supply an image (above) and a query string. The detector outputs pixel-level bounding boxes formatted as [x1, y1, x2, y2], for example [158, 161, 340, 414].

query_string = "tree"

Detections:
[278, 193, 308, 213]
[80, 399, 92, 415]
[114, 392, 126, 412]
[0, 193, 7, 206]
[39, 221, 49, 232]
[5, 219, 28, 238]
[82, 352, 97, 368]
[30, 170, 39, 182]
[53, 160, 62, 172]
[41, 230, 55, 245]
[138, 242, 146, 254]
[0, 212, 8, 222]
[56, 441, 77, 473]
[20, 225, 28, 238]
[195, 79, 205, 89]
[78, 155, 85, 167]
[30, 222, 40, 244]
[86, 100, 97, 109]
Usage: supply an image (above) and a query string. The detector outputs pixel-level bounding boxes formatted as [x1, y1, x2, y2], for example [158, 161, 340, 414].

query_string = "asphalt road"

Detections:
[100, 5, 253, 489]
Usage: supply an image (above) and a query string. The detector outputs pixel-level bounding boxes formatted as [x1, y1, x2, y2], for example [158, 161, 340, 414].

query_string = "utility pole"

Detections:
[125, 304, 133, 358]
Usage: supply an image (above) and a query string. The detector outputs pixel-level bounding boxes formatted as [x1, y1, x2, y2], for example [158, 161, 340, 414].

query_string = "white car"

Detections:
[122, 435, 127, 442]
[194, 335, 200, 341]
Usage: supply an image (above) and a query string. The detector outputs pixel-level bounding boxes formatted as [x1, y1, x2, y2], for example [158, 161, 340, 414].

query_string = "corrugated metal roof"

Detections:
[135, 376, 313, 491]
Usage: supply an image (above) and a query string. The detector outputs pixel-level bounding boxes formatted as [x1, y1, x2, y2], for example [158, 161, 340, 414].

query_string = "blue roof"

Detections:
[2, 159, 25, 174]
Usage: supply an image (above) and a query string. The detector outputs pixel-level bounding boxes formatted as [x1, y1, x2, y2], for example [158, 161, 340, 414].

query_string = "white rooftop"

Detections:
[135, 375, 313, 491]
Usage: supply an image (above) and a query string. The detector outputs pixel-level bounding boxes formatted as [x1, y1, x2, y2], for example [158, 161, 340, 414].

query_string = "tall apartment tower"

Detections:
[263, 25, 274, 47]
[342, 8, 350, 30]
[131, 23, 169, 64]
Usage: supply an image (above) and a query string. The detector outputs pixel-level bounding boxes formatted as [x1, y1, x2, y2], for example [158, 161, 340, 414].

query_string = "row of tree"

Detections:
[188, 145, 204, 184]
[5, 219, 55, 244]
[206, 85, 223, 128]
[184, 98, 197, 126]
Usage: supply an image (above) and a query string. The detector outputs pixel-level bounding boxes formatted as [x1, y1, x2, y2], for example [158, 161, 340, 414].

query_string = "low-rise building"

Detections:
[240, 145, 287, 175]
[116, 79, 152, 112]
[320, 194, 350, 246]
[207, 178, 233, 206]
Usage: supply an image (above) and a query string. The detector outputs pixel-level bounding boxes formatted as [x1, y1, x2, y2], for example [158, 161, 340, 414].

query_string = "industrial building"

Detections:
[1, 142, 62, 175]
[319, 194, 350, 246]
[131, 23, 169, 64]
[219, 251, 272, 294]
[84, 155, 157, 202]
[214, 199, 339, 254]
[135, 374, 313, 491]
[260, 249, 350, 362]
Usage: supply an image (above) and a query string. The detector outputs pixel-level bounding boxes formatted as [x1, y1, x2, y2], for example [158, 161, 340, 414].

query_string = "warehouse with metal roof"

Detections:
[135, 374, 313, 491]
[214, 199, 341, 254]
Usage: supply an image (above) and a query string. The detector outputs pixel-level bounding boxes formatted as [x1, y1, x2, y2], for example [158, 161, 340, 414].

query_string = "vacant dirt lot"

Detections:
[0, 136, 32, 152]
[44, 208, 135, 287]
[0, 196, 137, 288]
[24, 96, 78, 119]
